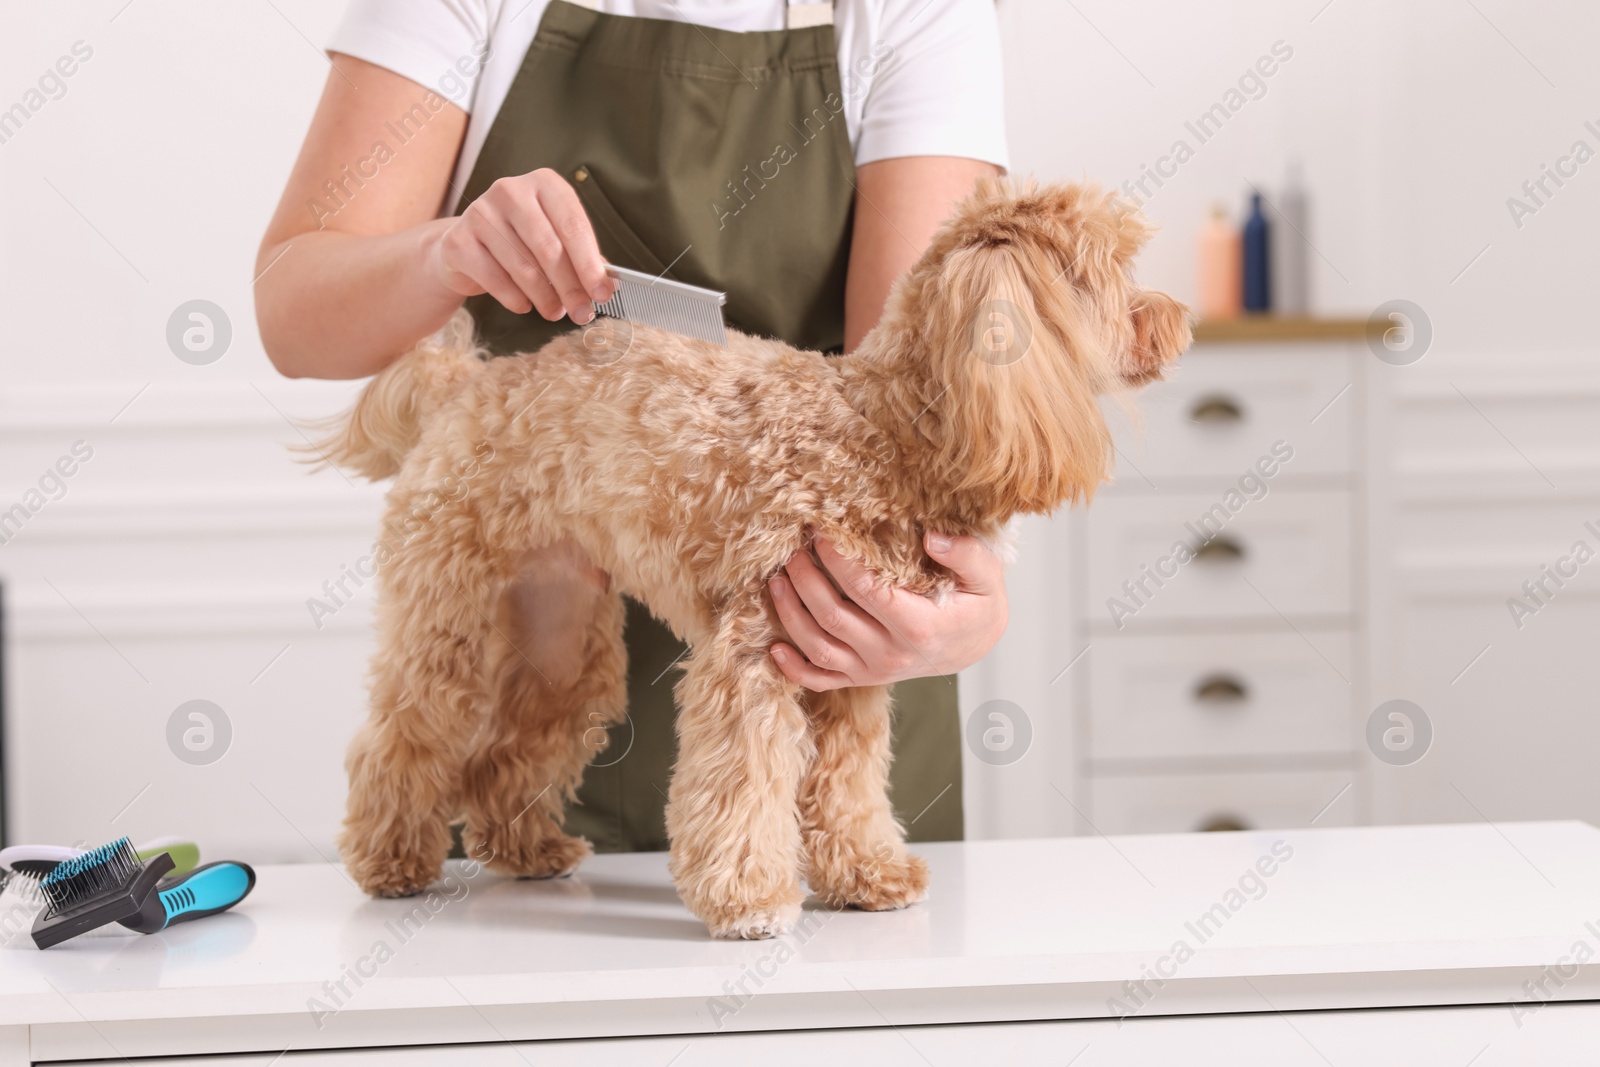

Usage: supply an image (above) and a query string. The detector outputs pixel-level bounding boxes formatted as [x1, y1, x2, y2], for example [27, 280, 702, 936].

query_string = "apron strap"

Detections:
[786, 0, 835, 28]
[564, 1, 833, 26]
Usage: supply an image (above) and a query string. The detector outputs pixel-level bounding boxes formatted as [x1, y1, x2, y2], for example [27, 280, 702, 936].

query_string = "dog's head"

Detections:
[876, 179, 1191, 516]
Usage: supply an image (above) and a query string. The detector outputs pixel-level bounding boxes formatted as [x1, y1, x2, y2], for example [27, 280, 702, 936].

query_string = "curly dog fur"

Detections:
[320, 179, 1190, 938]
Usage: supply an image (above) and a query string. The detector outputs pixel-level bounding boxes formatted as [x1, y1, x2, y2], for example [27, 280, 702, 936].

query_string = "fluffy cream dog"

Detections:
[321, 179, 1190, 938]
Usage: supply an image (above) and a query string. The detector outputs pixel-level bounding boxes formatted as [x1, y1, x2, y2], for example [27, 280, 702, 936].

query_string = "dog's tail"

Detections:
[301, 309, 486, 480]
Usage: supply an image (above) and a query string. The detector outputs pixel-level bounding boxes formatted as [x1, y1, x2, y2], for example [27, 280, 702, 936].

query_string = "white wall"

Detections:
[3, 1, 1598, 856]
[999, 0, 1600, 347]
[1, 1, 377, 858]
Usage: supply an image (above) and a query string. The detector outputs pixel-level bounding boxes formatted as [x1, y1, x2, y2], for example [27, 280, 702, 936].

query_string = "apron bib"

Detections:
[456, 0, 962, 851]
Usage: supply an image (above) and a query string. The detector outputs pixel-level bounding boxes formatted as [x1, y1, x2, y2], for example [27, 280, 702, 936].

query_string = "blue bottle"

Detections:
[1242, 192, 1271, 313]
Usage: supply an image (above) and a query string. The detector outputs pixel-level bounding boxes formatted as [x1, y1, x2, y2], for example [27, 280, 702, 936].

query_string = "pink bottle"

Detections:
[1197, 204, 1242, 320]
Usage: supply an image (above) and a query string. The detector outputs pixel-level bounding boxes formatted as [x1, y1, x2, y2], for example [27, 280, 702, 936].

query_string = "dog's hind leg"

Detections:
[667, 590, 812, 939]
[799, 686, 928, 911]
[339, 513, 508, 898]
[460, 543, 627, 879]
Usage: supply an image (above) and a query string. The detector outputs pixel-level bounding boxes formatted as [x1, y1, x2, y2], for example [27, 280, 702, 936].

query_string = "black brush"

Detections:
[31, 837, 255, 949]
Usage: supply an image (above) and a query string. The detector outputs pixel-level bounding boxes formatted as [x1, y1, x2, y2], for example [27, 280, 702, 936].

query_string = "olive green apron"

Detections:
[455, 0, 962, 851]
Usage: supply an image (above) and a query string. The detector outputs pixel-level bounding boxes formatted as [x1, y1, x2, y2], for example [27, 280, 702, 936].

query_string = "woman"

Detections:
[257, 0, 1011, 854]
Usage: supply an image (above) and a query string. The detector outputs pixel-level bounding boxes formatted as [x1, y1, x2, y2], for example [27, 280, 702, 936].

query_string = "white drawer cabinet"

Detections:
[1083, 489, 1354, 626]
[1069, 329, 1370, 837]
[1101, 346, 1355, 482]
[1090, 769, 1355, 834]
[1087, 630, 1355, 763]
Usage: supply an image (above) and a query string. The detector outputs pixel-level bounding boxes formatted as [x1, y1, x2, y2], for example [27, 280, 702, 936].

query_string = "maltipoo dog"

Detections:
[321, 180, 1190, 938]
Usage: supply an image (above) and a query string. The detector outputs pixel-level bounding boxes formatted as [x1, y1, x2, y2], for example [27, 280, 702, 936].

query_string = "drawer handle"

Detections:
[1197, 813, 1251, 833]
[1189, 395, 1245, 423]
[1193, 674, 1249, 705]
[1191, 535, 1246, 563]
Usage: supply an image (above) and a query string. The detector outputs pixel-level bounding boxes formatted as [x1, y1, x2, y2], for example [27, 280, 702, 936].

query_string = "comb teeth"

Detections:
[597, 264, 728, 346]
[40, 837, 140, 913]
[4, 872, 43, 904]
[1, 872, 45, 948]
[2, 871, 43, 914]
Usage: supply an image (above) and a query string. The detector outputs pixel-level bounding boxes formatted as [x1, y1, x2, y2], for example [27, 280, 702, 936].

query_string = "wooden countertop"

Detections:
[5, 823, 1600, 1060]
[1193, 317, 1370, 344]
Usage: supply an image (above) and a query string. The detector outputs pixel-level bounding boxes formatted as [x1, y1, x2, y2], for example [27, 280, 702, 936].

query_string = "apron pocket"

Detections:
[570, 164, 669, 276]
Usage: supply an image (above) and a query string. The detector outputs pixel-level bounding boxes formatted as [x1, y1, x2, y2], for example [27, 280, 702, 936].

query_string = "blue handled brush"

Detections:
[28, 837, 254, 949]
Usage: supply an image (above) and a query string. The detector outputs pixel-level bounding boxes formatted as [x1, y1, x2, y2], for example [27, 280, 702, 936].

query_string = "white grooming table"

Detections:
[4, 822, 1599, 1064]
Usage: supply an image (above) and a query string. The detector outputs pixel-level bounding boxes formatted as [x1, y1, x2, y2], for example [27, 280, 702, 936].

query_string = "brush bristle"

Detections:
[40, 837, 140, 914]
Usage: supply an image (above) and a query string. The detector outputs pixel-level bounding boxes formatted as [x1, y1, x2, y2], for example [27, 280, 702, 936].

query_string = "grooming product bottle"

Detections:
[1242, 191, 1271, 313]
[1197, 204, 1242, 320]
[1270, 160, 1310, 315]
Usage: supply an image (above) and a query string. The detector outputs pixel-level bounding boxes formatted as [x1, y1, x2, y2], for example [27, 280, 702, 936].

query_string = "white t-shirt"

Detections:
[327, 0, 1009, 212]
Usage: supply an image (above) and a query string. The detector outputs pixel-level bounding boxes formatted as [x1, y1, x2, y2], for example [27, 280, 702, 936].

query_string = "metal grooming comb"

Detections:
[597, 264, 728, 346]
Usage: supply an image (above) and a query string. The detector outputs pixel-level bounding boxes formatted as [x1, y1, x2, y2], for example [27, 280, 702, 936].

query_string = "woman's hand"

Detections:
[257, 57, 620, 378]
[767, 532, 1008, 691]
[428, 168, 614, 323]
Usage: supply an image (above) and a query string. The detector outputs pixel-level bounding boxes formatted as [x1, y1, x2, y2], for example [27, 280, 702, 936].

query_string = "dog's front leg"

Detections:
[666, 594, 812, 939]
[799, 685, 928, 911]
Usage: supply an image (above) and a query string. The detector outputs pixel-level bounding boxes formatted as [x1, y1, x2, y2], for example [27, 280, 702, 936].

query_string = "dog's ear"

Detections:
[908, 228, 1114, 515]
[1125, 289, 1192, 385]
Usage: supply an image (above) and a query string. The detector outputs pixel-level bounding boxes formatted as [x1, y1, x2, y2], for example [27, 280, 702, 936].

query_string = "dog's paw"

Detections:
[675, 872, 806, 939]
[704, 899, 803, 940]
[811, 851, 929, 912]
[344, 849, 444, 899]
[490, 831, 593, 880]
[671, 841, 807, 939]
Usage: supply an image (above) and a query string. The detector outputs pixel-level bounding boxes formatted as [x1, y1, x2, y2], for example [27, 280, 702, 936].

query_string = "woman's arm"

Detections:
[256, 55, 611, 379]
[770, 155, 1010, 691]
[841, 156, 999, 354]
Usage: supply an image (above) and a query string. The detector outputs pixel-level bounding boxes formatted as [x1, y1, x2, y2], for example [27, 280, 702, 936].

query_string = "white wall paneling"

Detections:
[0, 380, 379, 860]
[1371, 353, 1600, 829]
